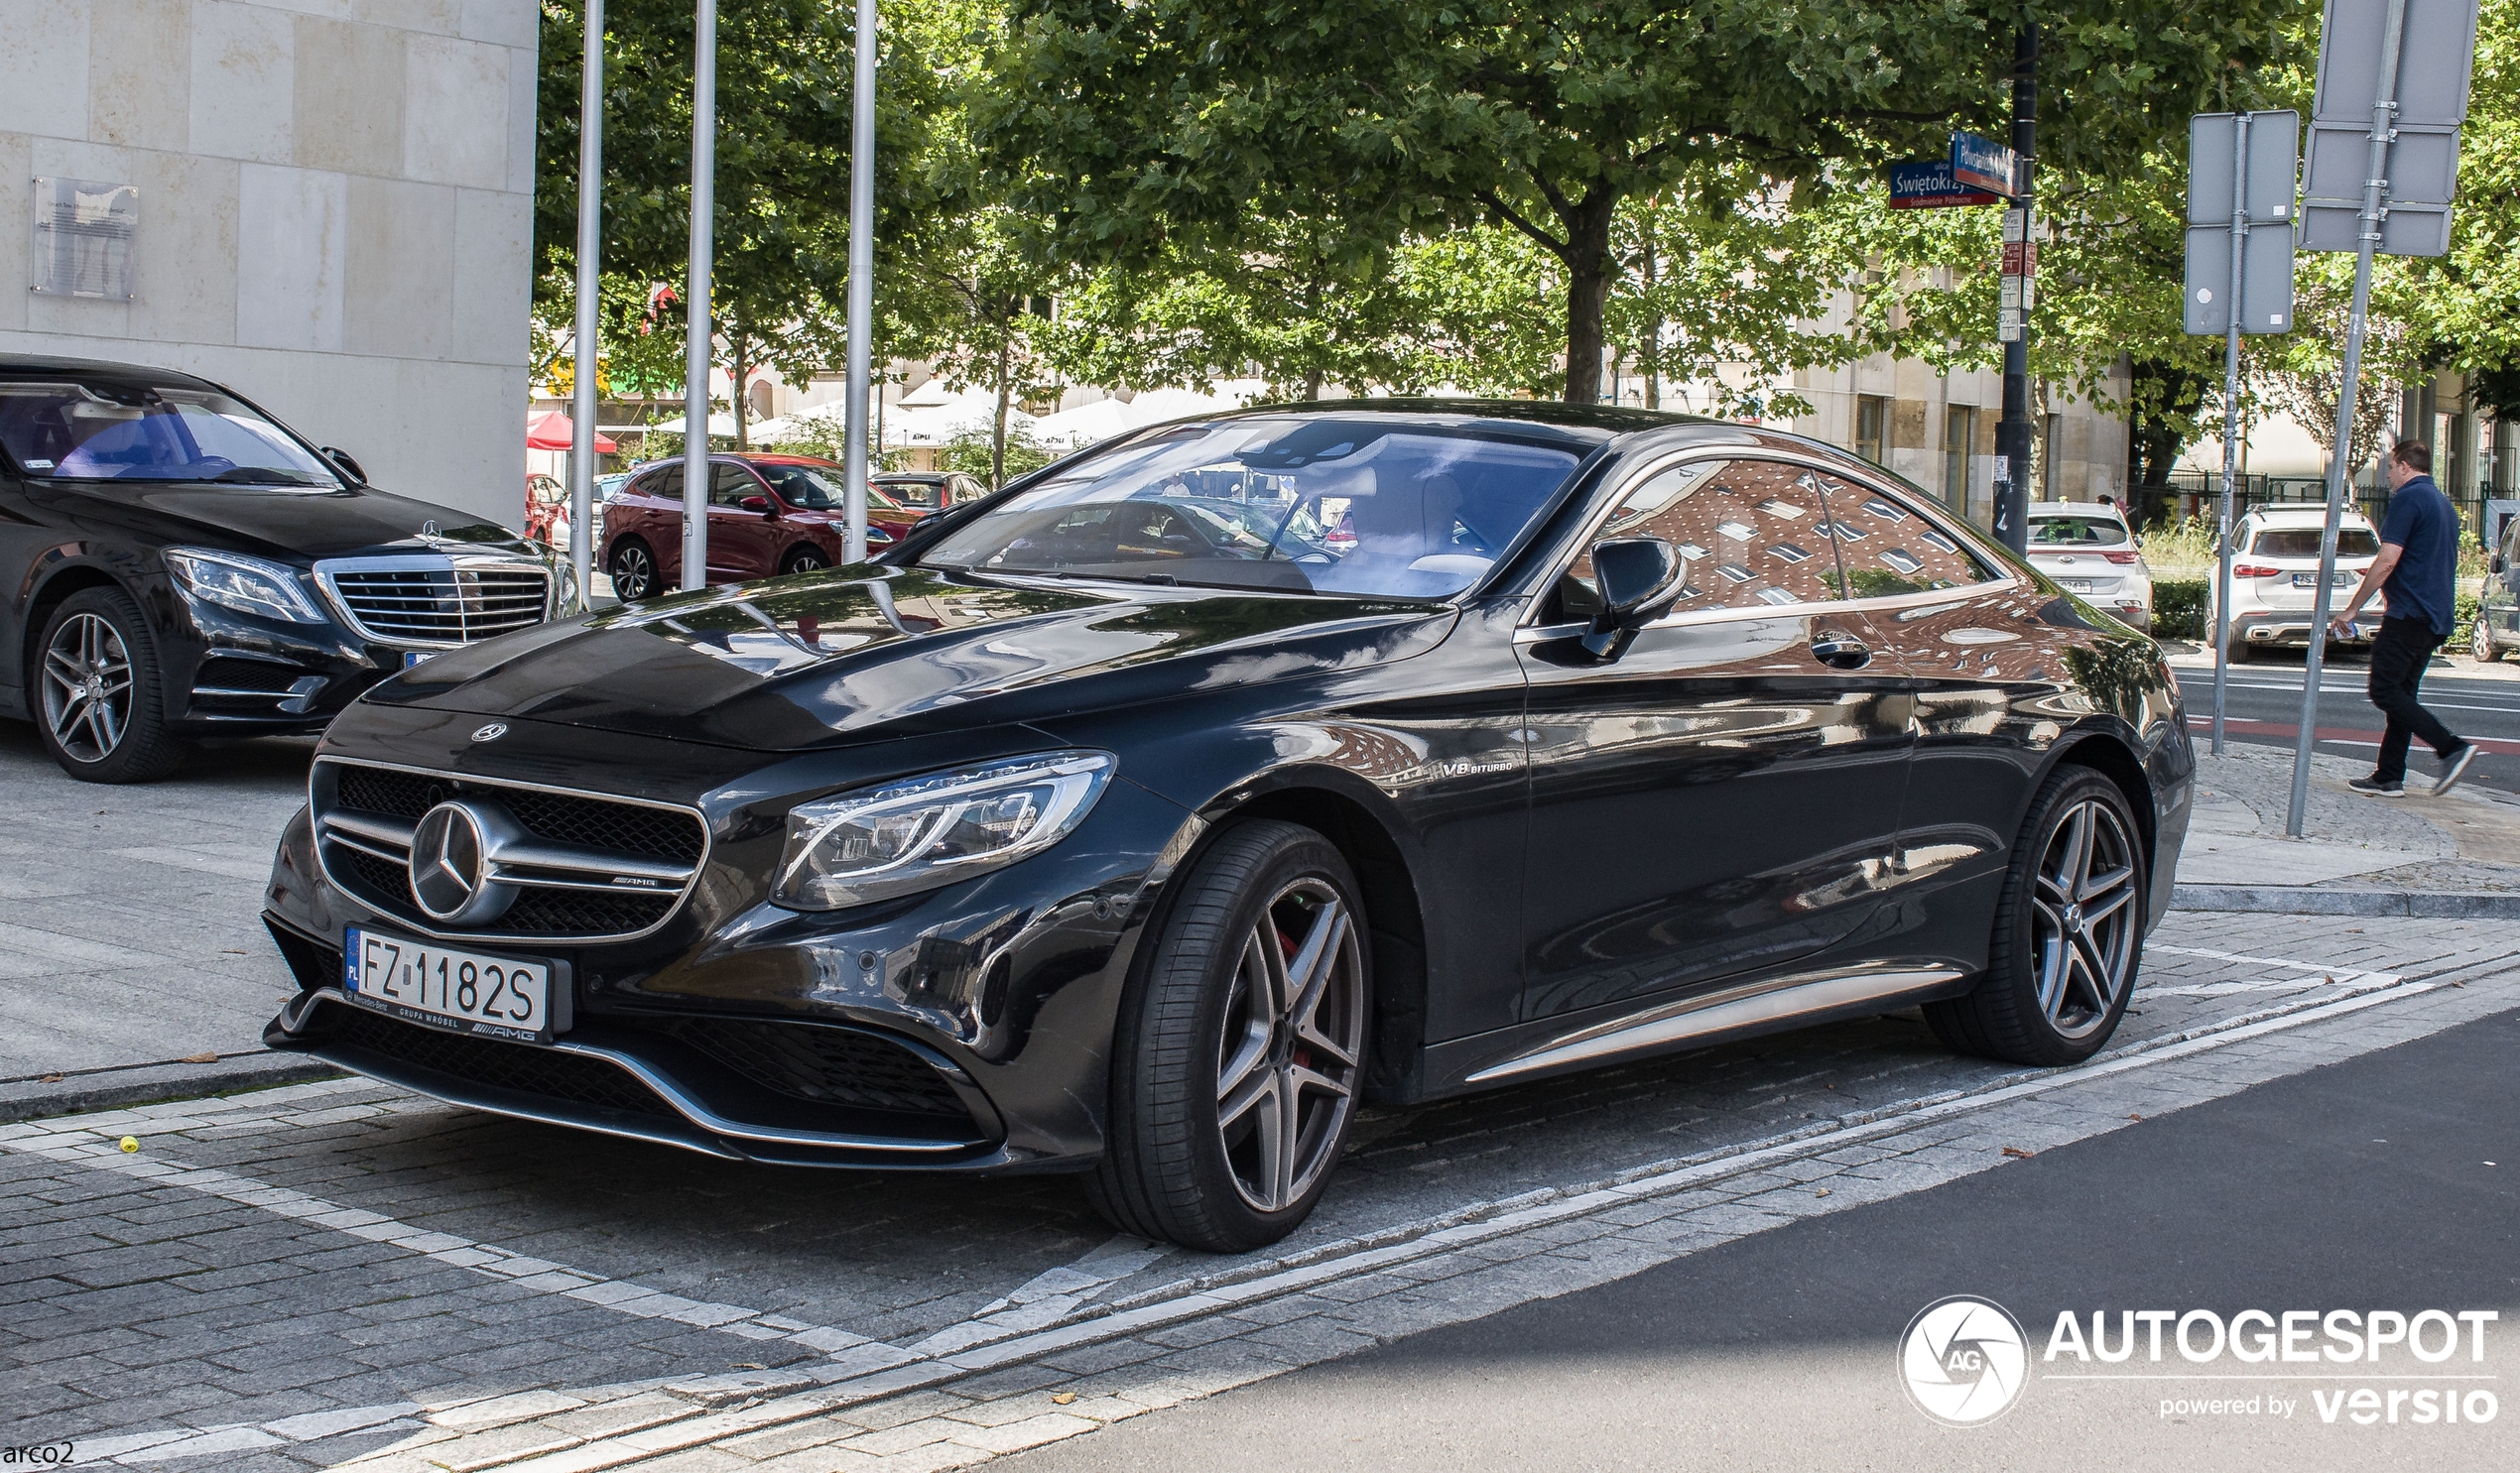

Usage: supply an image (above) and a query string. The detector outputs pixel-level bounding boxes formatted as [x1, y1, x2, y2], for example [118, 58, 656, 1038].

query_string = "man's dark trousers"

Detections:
[2369, 615, 2458, 783]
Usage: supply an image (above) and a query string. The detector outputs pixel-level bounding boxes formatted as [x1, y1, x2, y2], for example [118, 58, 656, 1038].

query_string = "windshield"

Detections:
[0, 381, 343, 487]
[2027, 514, 2129, 547]
[919, 417, 1581, 598]
[2253, 527, 2381, 558]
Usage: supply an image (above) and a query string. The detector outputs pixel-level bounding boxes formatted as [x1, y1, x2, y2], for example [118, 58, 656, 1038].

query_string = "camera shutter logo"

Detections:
[1899, 1295, 2030, 1426]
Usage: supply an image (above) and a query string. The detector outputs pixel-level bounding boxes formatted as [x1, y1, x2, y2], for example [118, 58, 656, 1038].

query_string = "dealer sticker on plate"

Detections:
[344, 927, 556, 1043]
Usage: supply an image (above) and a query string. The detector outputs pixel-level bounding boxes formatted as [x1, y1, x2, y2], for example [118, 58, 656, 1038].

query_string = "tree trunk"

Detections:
[1305, 368, 1324, 401]
[730, 332, 750, 451]
[1559, 195, 1618, 405]
[991, 332, 1012, 489]
[1641, 239, 1661, 411]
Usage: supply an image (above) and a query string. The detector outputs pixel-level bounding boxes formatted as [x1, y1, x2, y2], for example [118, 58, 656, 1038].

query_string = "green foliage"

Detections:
[936, 427, 1057, 486]
[2152, 577, 2207, 640]
[2405, 0, 2520, 379]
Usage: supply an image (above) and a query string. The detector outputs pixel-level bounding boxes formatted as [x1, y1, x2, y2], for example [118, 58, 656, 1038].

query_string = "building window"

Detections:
[1944, 405, 1975, 512]
[1854, 396, 1887, 464]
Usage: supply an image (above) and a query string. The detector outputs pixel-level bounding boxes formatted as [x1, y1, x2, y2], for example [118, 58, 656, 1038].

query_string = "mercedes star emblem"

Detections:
[471, 722, 508, 743]
[408, 799, 518, 924]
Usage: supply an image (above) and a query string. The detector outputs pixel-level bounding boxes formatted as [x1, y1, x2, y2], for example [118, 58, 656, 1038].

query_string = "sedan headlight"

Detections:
[164, 548, 324, 623]
[774, 751, 1117, 911]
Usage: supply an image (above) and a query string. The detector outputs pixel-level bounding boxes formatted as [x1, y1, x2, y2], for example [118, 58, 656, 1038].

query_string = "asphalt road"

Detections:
[1001, 1008, 2520, 1473]
[2174, 651, 2520, 796]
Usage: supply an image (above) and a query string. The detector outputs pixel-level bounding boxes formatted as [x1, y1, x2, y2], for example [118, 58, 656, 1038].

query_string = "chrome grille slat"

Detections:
[315, 554, 552, 649]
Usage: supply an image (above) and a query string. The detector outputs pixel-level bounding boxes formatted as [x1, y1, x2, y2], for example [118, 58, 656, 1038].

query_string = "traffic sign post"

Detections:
[2288, 0, 2478, 837]
[2183, 108, 2300, 758]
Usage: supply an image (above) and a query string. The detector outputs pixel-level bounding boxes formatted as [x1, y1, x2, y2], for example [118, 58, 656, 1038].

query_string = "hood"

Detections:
[42, 479, 535, 561]
[367, 565, 1458, 750]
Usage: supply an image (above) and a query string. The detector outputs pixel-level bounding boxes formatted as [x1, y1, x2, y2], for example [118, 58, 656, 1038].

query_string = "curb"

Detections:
[0, 1053, 345, 1125]
[2171, 883, 2520, 919]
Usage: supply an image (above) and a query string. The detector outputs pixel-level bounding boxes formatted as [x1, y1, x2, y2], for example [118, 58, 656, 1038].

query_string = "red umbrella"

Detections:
[526, 411, 617, 454]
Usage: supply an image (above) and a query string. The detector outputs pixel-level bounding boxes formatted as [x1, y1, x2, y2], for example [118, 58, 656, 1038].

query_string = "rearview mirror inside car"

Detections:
[1583, 537, 1687, 659]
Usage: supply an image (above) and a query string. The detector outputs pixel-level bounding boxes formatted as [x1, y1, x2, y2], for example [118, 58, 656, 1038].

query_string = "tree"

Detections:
[982, 0, 2299, 404]
[2252, 254, 2421, 482]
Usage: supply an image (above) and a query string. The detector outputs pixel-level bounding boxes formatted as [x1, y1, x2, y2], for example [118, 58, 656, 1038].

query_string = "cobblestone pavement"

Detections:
[7, 913, 2520, 1471]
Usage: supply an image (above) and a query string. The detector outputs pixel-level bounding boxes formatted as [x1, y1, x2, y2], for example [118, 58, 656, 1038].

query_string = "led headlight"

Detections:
[164, 548, 324, 623]
[774, 751, 1117, 910]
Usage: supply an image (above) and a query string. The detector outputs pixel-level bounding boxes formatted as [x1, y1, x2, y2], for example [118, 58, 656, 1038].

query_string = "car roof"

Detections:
[0, 353, 228, 393]
[2027, 502, 2127, 518]
[2249, 505, 2375, 524]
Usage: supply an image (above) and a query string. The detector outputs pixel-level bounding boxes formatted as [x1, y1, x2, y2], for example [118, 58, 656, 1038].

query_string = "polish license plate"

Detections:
[344, 927, 555, 1042]
[402, 651, 435, 670]
[2292, 572, 2350, 587]
[2059, 578, 2094, 592]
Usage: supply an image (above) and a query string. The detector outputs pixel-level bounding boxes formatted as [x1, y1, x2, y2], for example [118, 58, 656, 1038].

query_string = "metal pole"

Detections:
[840, 0, 877, 564]
[680, 0, 718, 592]
[569, 0, 605, 609]
[2288, 0, 2407, 835]
[2210, 113, 2250, 756]
[1993, 17, 2038, 554]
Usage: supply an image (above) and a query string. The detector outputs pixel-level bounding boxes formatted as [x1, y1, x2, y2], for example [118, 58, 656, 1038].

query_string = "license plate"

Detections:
[402, 651, 435, 670]
[2292, 572, 2349, 587]
[2060, 578, 2094, 592]
[344, 927, 555, 1042]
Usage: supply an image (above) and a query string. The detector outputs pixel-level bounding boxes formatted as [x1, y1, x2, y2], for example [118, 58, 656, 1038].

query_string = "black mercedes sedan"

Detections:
[259, 403, 2194, 1251]
[0, 356, 569, 782]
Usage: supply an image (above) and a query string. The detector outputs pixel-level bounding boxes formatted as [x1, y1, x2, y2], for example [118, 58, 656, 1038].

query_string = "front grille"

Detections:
[315, 760, 708, 943]
[320, 557, 549, 646]
[329, 1007, 676, 1118]
[661, 1018, 971, 1121]
[194, 657, 307, 692]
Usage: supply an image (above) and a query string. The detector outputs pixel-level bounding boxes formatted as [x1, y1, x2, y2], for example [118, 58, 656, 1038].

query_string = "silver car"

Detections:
[2202, 506, 2382, 663]
[2027, 502, 2153, 631]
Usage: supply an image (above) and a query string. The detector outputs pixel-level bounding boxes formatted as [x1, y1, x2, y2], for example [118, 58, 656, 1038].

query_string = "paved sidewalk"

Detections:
[2177, 743, 2520, 912]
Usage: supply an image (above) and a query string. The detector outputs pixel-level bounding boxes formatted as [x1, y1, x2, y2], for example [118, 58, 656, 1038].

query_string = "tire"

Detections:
[607, 538, 658, 601]
[779, 545, 830, 576]
[1924, 765, 2144, 1067]
[34, 585, 190, 784]
[1085, 820, 1370, 1252]
[2474, 615, 2504, 664]
[2222, 627, 2251, 665]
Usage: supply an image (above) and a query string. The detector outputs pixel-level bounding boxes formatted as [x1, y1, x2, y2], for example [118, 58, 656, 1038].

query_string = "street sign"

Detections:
[2299, 0, 2478, 257]
[1996, 209, 2035, 343]
[1951, 132, 2018, 195]
[1888, 160, 2001, 209]
[2182, 110, 2299, 336]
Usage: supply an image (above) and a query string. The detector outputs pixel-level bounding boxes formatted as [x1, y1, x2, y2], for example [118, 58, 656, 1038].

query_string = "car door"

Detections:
[703, 461, 781, 581]
[1514, 453, 1918, 1023]
[2490, 518, 2520, 648]
[620, 461, 684, 581]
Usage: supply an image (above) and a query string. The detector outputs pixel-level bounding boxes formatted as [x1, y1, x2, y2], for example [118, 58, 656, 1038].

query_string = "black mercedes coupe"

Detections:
[260, 403, 2193, 1251]
[0, 356, 568, 782]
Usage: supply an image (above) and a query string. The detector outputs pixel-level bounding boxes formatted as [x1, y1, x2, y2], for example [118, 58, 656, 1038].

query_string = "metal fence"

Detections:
[2151, 469, 2510, 548]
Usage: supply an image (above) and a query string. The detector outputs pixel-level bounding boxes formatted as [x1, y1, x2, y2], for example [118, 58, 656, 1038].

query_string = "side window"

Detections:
[709, 463, 759, 507]
[638, 463, 683, 502]
[1555, 458, 1849, 620]
[1829, 478, 2002, 595]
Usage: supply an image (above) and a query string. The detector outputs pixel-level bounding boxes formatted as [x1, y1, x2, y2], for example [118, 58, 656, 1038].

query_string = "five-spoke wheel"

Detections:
[1926, 766, 2144, 1065]
[1089, 820, 1370, 1251]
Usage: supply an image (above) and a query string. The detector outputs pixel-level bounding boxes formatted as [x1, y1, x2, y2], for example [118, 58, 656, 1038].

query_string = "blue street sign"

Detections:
[1951, 131, 2019, 196]
[1889, 160, 2002, 209]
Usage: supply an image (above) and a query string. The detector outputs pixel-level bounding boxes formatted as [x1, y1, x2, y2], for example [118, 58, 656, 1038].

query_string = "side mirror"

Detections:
[739, 495, 775, 515]
[1582, 537, 1687, 658]
[321, 446, 366, 483]
[2493, 553, 2506, 575]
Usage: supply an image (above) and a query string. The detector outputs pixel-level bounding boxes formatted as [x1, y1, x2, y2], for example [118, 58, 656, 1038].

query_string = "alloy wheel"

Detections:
[41, 612, 134, 763]
[2029, 798, 2138, 1040]
[2474, 617, 2497, 663]
[611, 544, 654, 599]
[1214, 878, 1365, 1212]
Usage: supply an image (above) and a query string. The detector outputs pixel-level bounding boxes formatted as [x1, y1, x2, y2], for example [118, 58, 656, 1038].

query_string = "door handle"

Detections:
[1811, 632, 1871, 670]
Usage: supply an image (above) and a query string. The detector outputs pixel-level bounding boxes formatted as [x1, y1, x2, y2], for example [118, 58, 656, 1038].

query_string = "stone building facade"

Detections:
[0, 0, 540, 525]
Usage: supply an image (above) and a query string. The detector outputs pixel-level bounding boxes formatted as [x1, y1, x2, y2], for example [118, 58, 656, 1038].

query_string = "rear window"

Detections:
[2027, 514, 2128, 547]
[2251, 527, 2380, 557]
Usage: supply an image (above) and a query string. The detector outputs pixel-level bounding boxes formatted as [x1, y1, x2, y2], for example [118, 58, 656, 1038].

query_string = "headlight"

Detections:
[164, 548, 324, 623]
[774, 751, 1117, 910]
[542, 544, 585, 617]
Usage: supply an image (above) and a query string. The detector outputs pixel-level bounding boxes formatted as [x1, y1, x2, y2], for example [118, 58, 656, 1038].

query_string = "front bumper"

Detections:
[259, 710, 1199, 1172]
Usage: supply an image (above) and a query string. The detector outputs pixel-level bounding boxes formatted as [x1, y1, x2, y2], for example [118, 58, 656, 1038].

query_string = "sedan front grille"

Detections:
[314, 758, 707, 943]
[316, 554, 550, 647]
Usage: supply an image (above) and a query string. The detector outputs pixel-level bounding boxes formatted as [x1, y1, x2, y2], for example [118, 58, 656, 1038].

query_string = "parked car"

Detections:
[2474, 513, 2519, 662]
[600, 453, 911, 599]
[872, 470, 988, 516]
[2026, 501, 2152, 630]
[523, 473, 568, 547]
[260, 402, 2192, 1251]
[2203, 505, 2383, 663]
[0, 355, 567, 782]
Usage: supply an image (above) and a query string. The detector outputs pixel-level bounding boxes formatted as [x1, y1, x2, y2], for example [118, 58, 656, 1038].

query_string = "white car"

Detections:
[2202, 505, 2382, 663]
[2027, 501, 2153, 630]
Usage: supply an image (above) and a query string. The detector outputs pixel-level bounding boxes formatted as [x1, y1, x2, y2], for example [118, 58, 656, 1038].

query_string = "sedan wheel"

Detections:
[2475, 615, 2503, 664]
[1925, 767, 2142, 1065]
[1089, 820, 1369, 1251]
[608, 539, 656, 601]
[36, 587, 189, 783]
[779, 545, 830, 576]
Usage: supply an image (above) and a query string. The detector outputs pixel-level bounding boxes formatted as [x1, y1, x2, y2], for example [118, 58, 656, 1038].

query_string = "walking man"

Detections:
[2335, 440, 2476, 796]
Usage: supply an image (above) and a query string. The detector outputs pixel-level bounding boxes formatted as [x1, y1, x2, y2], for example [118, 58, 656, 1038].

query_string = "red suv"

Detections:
[600, 453, 921, 599]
